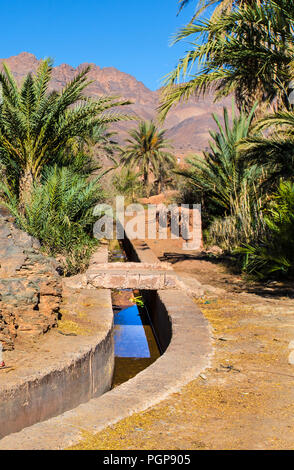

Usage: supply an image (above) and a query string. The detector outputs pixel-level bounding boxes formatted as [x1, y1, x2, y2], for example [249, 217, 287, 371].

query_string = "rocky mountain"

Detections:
[0, 52, 231, 158]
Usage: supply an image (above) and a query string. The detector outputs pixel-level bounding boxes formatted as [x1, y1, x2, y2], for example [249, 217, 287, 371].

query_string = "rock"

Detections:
[288, 340, 294, 350]
[206, 246, 223, 255]
[63, 274, 87, 289]
[0, 213, 62, 350]
[288, 351, 294, 365]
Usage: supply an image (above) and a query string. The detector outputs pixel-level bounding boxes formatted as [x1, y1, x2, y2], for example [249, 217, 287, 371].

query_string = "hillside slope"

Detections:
[0, 52, 230, 156]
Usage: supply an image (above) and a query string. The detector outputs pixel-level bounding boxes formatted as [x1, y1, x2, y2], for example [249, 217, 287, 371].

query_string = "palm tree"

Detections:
[82, 124, 120, 163]
[160, 0, 294, 119]
[176, 102, 266, 247]
[176, 101, 261, 213]
[239, 181, 294, 278]
[63, 124, 120, 171]
[112, 167, 144, 202]
[238, 110, 294, 186]
[1, 164, 104, 274]
[0, 58, 131, 206]
[120, 121, 175, 196]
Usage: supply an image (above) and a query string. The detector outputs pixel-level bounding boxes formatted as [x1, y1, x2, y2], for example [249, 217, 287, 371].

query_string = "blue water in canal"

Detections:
[112, 300, 161, 387]
[114, 305, 151, 358]
[109, 241, 161, 387]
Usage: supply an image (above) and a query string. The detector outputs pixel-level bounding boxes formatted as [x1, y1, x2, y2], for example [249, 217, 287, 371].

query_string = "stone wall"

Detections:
[0, 209, 61, 350]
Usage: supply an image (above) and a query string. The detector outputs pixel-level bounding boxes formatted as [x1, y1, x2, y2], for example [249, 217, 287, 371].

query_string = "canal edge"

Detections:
[0, 240, 213, 450]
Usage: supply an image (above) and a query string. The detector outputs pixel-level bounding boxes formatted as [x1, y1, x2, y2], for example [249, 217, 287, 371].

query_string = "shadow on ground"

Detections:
[160, 251, 294, 299]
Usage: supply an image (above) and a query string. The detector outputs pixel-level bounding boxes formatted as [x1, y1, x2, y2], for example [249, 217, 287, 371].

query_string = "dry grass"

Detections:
[57, 319, 92, 336]
[69, 293, 294, 450]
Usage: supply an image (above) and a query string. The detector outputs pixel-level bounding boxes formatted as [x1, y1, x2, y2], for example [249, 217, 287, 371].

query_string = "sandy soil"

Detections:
[71, 239, 294, 450]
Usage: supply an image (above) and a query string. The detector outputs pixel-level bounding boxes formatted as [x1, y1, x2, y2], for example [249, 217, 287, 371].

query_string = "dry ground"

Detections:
[71, 240, 294, 450]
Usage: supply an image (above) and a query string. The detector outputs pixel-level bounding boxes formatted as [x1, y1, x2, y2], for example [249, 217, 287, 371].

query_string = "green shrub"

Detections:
[111, 167, 144, 202]
[209, 181, 266, 251]
[176, 102, 268, 247]
[240, 181, 294, 279]
[1, 165, 103, 274]
[177, 103, 259, 214]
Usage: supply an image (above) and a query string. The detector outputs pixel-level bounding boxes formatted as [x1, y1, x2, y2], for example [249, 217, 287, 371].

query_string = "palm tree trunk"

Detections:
[158, 170, 163, 194]
[19, 170, 33, 213]
[158, 180, 162, 194]
[144, 168, 150, 197]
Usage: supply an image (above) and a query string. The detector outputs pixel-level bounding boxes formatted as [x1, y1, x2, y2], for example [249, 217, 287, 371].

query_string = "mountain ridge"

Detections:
[0, 52, 230, 156]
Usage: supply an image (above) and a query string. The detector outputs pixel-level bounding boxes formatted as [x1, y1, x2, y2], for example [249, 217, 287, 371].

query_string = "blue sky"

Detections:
[0, 0, 196, 90]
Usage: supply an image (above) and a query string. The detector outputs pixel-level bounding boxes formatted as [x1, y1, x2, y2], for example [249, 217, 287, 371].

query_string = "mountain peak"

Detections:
[0, 52, 39, 75]
[16, 51, 37, 59]
[5, 51, 39, 63]
[0, 52, 230, 155]
[77, 62, 99, 71]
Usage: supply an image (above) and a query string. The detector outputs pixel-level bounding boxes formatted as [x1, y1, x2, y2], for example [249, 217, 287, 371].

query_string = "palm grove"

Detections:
[0, 60, 132, 273]
[0, 59, 175, 273]
[1, 0, 294, 279]
[160, 0, 294, 279]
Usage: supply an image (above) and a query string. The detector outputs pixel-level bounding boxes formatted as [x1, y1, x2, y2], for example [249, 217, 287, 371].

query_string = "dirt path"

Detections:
[71, 242, 294, 450]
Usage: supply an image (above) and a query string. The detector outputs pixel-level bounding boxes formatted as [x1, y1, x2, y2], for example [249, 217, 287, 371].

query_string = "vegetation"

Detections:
[0, 59, 131, 273]
[238, 110, 294, 186]
[239, 181, 294, 279]
[1, 0, 294, 281]
[235, 100, 294, 277]
[177, 102, 258, 214]
[176, 101, 266, 249]
[0, 58, 130, 206]
[178, 0, 257, 18]
[2, 164, 103, 274]
[168, 0, 294, 279]
[112, 167, 144, 203]
[120, 121, 176, 197]
[161, 0, 294, 118]
[65, 124, 120, 167]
